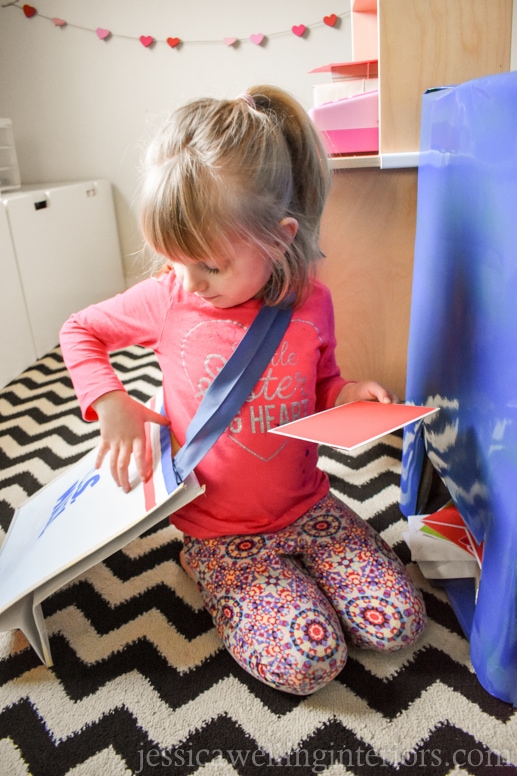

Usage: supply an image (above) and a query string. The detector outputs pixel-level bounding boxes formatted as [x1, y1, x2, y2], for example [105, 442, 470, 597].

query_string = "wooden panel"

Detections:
[379, 0, 513, 153]
[318, 167, 417, 399]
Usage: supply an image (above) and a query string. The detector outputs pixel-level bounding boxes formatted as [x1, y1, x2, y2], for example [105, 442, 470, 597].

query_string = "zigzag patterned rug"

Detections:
[0, 347, 516, 776]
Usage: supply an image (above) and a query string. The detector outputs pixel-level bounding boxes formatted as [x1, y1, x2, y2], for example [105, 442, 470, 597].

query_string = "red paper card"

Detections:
[269, 401, 438, 450]
[422, 505, 484, 565]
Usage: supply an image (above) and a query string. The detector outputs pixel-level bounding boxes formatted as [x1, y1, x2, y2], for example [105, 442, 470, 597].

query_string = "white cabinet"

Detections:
[0, 203, 36, 387]
[0, 179, 126, 387]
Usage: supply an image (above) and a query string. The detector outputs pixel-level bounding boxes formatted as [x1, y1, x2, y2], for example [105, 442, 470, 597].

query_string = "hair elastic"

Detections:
[237, 92, 256, 109]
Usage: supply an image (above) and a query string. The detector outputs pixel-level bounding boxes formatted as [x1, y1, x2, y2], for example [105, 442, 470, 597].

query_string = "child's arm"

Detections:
[59, 276, 174, 491]
[334, 380, 400, 406]
[93, 390, 170, 493]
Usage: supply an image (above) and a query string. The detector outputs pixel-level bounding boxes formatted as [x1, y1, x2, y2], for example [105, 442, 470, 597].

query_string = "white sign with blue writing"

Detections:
[0, 389, 204, 666]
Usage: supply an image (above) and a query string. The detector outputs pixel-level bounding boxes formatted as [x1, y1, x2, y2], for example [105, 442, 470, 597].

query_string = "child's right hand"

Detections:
[92, 390, 170, 493]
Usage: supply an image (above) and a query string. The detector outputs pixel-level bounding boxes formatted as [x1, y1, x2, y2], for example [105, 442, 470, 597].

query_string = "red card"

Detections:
[422, 505, 484, 564]
[269, 401, 438, 450]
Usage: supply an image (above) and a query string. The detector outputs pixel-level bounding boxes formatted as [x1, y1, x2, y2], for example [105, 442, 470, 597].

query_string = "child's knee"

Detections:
[217, 600, 349, 694]
[249, 636, 348, 695]
[393, 587, 427, 649]
[347, 589, 427, 652]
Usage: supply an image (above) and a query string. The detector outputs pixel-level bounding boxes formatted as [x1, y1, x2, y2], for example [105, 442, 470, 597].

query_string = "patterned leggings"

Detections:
[183, 493, 426, 695]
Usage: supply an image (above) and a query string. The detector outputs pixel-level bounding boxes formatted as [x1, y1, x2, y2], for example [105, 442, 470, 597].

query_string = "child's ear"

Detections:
[279, 217, 299, 245]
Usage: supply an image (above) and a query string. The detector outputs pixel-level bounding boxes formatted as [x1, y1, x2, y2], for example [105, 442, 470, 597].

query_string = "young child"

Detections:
[60, 85, 426, 695]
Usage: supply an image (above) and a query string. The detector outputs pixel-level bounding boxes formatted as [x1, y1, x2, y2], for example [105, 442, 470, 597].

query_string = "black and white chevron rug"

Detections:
[1, 347, 516, 776]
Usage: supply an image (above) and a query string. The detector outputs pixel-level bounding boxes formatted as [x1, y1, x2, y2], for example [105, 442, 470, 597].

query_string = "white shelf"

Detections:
[329, 152, 419, 170]
[329, 155, 380, 169]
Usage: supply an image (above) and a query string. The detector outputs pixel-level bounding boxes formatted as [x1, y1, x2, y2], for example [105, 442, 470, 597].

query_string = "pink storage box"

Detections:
[309, 89, 379, 155]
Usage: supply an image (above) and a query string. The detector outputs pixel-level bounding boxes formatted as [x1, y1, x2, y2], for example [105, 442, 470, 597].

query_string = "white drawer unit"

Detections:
[1, 180, 126, 386]
[0, 203, 36, 387]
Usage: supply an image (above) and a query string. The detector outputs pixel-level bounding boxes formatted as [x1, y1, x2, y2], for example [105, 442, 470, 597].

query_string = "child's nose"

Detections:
[181, 265, 208, 294]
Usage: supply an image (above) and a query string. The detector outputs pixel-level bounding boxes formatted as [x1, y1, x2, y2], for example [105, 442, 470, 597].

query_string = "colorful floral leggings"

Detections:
[183, 493, 426, 695]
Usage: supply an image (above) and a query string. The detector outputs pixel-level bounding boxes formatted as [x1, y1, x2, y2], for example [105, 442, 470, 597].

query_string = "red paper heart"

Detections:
[166, 37, 181, 48]
[140, 35, 154, 48]
[22, 4, 37, 18]
[323, 14, 338, 27]
[292, 24, 306, 37]
[250, 33, 265, 46]
[96, 27, 110, 40]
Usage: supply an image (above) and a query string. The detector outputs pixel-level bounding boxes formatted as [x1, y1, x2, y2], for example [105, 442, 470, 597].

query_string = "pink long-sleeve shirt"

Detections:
[59, 271, 347, 538]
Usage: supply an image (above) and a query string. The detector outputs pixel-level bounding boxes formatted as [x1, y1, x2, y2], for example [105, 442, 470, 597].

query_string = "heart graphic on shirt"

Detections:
[181, 318, 316, 462]
[182, 319, 246, 403]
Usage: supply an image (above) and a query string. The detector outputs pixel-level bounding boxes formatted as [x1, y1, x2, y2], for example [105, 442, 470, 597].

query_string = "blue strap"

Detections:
[172, 304, 292, 483]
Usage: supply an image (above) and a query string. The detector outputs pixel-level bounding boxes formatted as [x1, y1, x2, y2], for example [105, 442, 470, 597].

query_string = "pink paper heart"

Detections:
[292, 24, 307, 37]
[140, 35, 154, 48]
[52, 17, 66, 27]
[96, 28, 111, 40]
[22, 4, 36, 18]
[223, 37, 237, 47]
[323, 14, 338, 27]
[250, 33, 265, 46]
[166, 37, 181, 48]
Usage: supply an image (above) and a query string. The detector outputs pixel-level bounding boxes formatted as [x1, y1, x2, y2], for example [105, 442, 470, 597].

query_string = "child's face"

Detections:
[170, 237, 272, 309]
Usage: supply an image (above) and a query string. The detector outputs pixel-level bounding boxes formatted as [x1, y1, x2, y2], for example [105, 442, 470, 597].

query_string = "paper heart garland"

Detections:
[323, 14, 338, 27]
[16, 13, 339, 48]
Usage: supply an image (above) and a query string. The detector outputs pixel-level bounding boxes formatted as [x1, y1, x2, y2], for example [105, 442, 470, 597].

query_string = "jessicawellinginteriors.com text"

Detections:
[135, 743, 513, 773]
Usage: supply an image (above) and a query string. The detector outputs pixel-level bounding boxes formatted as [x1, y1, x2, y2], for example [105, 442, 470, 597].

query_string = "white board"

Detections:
[0, 390, 204, 666]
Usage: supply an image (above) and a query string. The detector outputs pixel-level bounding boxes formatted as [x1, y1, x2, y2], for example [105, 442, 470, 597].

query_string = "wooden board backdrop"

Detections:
[319, 166, 418, 400]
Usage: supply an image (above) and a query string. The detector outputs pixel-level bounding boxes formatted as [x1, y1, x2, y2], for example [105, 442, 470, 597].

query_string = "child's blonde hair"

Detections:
[139, 85, 330, 307]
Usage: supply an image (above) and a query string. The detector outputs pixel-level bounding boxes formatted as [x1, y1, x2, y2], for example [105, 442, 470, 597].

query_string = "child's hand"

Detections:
[335, 380, 400, 407]
[92, 391, 170, 492]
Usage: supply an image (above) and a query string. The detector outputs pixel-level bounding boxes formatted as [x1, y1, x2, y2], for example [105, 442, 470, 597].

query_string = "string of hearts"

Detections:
[3, 1, 347, 49]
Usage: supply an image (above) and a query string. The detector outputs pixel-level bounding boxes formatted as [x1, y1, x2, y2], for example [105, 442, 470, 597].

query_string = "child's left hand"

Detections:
[335, 380, 400, 407]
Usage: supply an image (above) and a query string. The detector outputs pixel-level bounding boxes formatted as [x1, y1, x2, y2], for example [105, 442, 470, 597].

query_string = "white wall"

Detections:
[0, 1, 352, 283]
